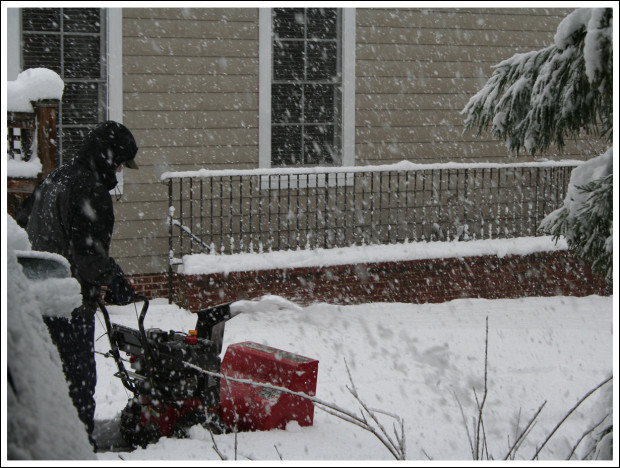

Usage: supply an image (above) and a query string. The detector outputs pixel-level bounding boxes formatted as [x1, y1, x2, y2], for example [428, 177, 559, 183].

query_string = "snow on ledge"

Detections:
[6, 158, 43, 179]
[180, 236, 569, 276]
[7, 68, 64, 113]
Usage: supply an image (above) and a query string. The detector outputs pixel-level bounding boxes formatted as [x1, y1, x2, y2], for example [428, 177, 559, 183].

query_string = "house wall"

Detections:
[114, 8, 260, 274]
[113, 7, 592, 277]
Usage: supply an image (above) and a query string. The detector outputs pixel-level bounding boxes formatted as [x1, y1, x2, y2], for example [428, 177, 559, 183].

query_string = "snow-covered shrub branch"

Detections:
[539, 148, 613, 283]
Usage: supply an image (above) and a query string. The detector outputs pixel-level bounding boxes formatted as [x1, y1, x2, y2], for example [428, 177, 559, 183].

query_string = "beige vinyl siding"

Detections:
[354, 7, 591, 166]
[114, 8, 259, 274]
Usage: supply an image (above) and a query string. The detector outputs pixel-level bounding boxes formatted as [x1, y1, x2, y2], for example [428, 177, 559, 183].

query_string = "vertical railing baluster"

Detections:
[306, 174, 310, 248]
[189, 178, 194, 253]
[239, 175, 243, 254]
[200, 179, 204, 250]
[179, 178, 184, 255]
[168, 179, 174, 303]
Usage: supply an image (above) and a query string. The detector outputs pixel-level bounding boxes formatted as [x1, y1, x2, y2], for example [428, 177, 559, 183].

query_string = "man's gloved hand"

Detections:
[104, 274, 135, 305]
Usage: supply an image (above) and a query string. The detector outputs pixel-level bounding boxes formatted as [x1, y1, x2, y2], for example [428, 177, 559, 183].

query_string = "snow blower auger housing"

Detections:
[99, 296, 233, 448]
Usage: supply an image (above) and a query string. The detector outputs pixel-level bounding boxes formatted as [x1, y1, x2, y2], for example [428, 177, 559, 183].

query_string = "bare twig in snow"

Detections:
[452, 390, 475, 459]
[531, 375, 612, 460]
[343, 358, 406, 460]
[474, 317, 490, 460]
[503, 401, 546, 460]
[207, 425, 227, 461]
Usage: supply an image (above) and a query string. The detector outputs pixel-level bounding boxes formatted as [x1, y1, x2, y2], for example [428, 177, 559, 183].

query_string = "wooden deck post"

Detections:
[33, 99, 59, 177]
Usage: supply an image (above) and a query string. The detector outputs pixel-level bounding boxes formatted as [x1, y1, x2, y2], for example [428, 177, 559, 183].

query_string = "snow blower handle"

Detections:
[97, 293, 150, 394]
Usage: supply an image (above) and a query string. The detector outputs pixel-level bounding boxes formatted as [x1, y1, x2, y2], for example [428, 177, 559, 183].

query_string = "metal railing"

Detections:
[163, 161, 577, 274]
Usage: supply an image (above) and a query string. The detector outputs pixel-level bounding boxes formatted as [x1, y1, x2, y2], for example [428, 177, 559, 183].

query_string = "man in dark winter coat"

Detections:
[17, 120, 139, 450]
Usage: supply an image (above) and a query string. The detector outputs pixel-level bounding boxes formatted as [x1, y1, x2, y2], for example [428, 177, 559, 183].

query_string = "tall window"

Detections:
[21, 8, 107, 164]
[271, 8, 342, 167]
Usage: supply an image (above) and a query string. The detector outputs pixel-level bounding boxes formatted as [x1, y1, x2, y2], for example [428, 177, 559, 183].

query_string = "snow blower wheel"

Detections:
[119, 399, 161, 449]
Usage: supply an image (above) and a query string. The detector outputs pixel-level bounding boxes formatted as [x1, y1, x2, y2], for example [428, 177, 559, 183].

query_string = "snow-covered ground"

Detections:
[93, 294, 614, 462]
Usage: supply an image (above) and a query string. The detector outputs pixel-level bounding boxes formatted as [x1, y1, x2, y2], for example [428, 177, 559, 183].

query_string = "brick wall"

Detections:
[127, 250, 608, 312]
[126, 272, 174, 300]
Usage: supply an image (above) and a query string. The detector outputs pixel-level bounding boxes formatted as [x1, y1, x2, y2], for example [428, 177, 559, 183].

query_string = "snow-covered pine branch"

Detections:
[461, 8, 612, 155]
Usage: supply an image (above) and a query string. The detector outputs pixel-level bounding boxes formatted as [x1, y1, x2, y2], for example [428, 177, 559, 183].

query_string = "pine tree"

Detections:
[462, 8, 613, 286]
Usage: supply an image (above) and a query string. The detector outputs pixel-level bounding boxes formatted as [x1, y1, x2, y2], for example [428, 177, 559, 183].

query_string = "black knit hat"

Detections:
[86, 121, 139, 169]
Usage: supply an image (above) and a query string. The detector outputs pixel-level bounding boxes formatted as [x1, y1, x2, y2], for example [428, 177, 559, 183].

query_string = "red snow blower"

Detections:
[98, 296, 319, 448]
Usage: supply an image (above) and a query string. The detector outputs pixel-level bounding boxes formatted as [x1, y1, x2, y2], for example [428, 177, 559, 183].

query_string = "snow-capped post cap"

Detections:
[7, 68, 64, 113]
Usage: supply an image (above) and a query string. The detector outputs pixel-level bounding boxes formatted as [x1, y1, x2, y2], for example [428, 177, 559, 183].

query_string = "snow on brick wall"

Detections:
[127, 250, 608, 312]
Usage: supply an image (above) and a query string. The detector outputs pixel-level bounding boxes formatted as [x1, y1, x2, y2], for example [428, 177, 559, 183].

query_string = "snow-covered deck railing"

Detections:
[162, 160, 579, 271]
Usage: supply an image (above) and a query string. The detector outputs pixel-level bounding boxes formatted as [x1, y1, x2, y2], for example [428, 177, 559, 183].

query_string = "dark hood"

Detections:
[77, 121, 139, 190]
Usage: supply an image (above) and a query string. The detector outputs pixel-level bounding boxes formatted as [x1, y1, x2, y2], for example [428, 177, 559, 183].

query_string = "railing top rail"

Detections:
[160, 159, 582, 182]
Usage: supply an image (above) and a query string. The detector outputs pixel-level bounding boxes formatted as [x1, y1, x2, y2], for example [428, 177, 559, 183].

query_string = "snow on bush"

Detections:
[6, 215, 94, 460]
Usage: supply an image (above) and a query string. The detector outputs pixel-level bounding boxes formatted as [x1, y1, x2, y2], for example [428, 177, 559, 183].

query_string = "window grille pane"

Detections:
[273, 8, 304, 39]
[63, 8, 100, 33]
[64, 35, 101, 78]
[273, 41, 304, 81]
[22, 8, 60, 32]
[306, 41, 338, 81]
[272, 84, 303, 123]
[62, 82, 100, 125]
[307, 8, 338, 39]
[305, 125, 335, 165]
[272, 125, 303, 166]
[23, 34, 61, 74]
[61, 127, 89, 158]
[304, 84, 334, 123]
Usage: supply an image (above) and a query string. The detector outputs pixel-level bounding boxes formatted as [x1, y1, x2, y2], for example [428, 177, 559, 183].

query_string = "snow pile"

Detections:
[7, 68, 64, 178]
[7, 68, 64, 113]
[5, 216, 94, 460]
[180, 236, 568, 275]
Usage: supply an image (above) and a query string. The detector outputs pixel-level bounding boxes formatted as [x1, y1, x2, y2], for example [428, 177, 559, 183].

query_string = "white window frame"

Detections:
[259, 8, 355, 171]
[106, 8, 126, 194]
